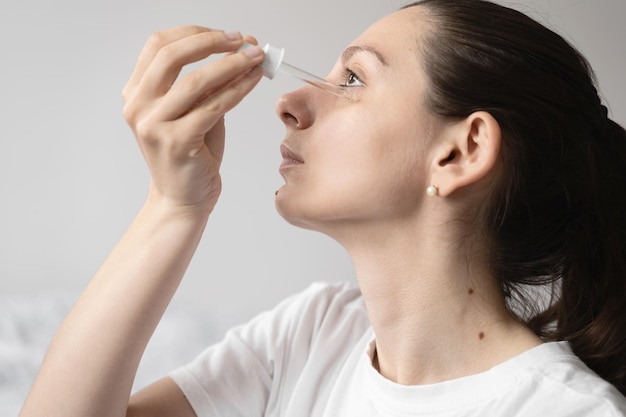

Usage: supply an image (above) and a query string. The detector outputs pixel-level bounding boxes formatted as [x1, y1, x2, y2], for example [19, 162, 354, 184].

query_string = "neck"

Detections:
[339, 219, 542, 385]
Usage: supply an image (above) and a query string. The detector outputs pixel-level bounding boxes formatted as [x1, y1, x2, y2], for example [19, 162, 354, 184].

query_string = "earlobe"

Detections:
[431, 111, 501, 197]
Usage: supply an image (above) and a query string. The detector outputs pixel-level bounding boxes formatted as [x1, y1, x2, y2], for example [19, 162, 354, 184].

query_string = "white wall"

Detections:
[1, 0, 625, 334]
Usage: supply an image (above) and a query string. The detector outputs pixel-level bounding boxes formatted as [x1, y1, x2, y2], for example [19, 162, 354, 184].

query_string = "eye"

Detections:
[340, 68, 364, 88]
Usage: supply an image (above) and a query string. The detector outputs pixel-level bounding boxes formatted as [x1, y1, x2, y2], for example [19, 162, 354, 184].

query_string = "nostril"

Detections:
[281, 112, 299, 126]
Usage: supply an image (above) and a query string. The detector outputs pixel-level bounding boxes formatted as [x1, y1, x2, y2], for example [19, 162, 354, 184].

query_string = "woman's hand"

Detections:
[122, 26, 264, 216]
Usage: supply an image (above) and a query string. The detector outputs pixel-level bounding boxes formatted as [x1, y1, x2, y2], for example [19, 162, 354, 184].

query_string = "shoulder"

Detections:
[289, 280, 363, 306]
[515, 342, 626, 415]
[293, 280, 365, 320]
[169, 281, 369, 416]
[256, 281, 368, 341]
[222, 281, 368, 352]
[255, 280, 365, 327]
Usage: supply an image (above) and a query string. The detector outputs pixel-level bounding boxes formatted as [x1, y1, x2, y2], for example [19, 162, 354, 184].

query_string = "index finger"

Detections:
[125, 26, 217, 91]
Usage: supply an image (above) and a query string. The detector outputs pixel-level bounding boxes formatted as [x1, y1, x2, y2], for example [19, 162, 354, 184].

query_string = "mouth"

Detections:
[280, 143, 304, 170]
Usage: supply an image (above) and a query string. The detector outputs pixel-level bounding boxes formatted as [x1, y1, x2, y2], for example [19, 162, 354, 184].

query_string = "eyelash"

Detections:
[339, 68, 364, 88]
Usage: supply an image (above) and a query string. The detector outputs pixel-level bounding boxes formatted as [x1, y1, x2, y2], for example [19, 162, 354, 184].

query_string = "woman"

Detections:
[20, 0, 626, 416]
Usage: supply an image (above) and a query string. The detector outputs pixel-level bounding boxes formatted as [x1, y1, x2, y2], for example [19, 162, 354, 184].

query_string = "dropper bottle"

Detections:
[239, 42, 351, 99]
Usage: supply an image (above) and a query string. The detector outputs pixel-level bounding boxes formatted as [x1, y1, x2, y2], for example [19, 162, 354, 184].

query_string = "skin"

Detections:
[276, 7, 542, 385]
[20, 7, 543, 417]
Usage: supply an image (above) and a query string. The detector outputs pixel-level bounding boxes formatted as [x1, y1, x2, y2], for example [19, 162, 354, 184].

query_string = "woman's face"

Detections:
[275, 8, 440, 234]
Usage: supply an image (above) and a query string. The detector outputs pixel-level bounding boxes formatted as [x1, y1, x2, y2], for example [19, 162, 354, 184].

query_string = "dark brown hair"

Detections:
[404, 0, 626, 394]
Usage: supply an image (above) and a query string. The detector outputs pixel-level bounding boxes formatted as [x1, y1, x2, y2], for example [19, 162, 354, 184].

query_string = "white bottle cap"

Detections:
[237, 42, 284, 80]
[260, 43, 284, 79]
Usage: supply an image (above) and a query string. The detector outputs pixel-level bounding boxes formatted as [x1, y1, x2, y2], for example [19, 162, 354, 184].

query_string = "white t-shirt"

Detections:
[170, 282, 626, 416]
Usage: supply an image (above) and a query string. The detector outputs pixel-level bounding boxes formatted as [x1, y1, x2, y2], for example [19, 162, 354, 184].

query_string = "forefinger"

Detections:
[125, 25, 215, 92]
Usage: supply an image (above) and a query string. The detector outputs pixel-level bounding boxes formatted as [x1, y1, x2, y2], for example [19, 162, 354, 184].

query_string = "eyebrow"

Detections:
[341, 45, 389, 67]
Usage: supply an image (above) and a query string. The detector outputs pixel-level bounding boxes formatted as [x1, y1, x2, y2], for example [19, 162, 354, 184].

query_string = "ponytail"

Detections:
[536, 117, 626, 394]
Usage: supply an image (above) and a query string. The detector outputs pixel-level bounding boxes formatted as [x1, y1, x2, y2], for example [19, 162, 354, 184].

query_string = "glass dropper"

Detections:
[240, 43, 352, 99]
[276, 61, 350, 99]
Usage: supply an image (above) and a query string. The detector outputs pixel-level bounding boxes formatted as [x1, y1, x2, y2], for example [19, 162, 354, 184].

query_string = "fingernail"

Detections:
[225, 31, 241, 41]
[243, 45, 263, 58]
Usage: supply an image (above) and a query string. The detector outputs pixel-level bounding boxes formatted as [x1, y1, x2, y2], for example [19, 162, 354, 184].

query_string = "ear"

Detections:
[430, 111, 501, 197]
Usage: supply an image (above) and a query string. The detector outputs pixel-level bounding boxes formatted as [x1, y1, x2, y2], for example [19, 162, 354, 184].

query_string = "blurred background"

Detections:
[1, 0, 625, 412]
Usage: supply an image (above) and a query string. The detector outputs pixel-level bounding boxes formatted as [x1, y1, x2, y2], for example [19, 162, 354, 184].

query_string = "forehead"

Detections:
[348, 7, 428, 66]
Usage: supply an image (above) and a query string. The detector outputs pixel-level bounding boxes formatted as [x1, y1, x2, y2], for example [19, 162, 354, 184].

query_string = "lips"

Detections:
[280, 143, 304, 169]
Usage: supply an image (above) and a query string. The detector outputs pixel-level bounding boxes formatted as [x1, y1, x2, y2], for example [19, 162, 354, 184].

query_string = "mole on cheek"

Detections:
[468, 288, 474, 295]
[479, 332, 485, 340]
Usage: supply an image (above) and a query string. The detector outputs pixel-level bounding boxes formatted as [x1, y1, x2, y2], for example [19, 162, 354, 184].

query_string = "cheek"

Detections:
[275, 100, 429, 225]
[314, 111, 380, 180]
[318, 111, 425, 206]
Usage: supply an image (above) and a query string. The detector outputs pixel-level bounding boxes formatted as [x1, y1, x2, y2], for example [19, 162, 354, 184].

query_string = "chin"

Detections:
[274, 188, 335, 233]
[275, 193, 314, 230]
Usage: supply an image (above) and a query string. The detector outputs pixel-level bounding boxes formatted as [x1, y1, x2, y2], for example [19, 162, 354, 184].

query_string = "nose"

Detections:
[275, 87, 314, 130]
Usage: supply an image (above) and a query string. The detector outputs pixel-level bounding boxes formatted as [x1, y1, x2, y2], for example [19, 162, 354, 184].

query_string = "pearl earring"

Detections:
[426, 185, 439, 196]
